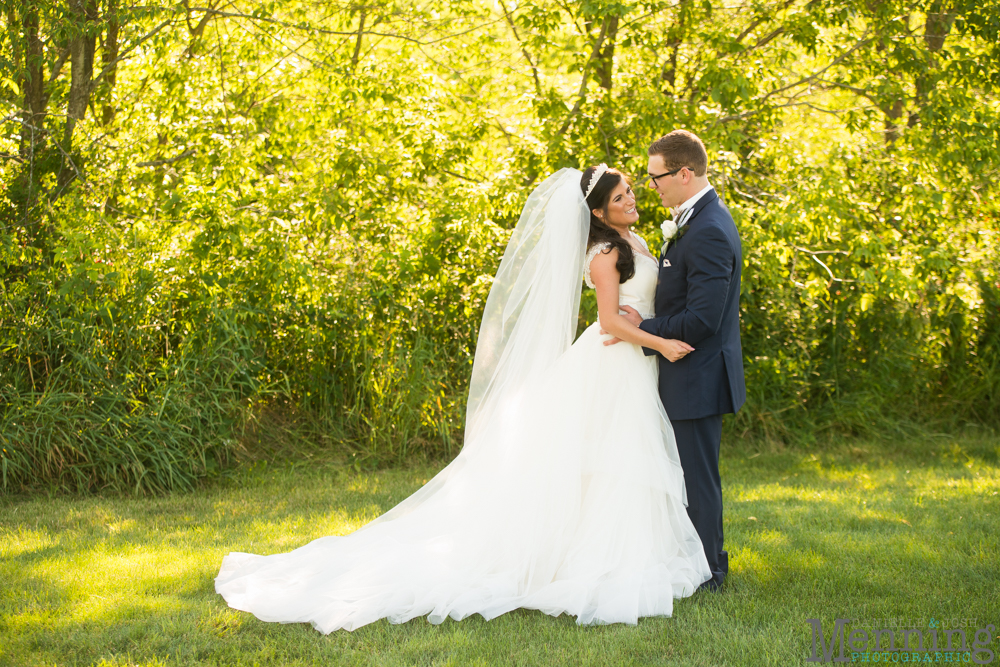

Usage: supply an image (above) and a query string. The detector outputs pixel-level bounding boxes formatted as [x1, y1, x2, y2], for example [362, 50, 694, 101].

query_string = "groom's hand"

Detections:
[600, 305, 643, 345]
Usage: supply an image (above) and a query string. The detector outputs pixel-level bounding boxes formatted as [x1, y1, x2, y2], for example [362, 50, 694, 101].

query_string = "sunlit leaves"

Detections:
[1, 0, 999, 491]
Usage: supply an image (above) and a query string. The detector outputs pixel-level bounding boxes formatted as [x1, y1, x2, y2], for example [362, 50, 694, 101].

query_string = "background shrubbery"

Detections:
[2, 0, 998, 492]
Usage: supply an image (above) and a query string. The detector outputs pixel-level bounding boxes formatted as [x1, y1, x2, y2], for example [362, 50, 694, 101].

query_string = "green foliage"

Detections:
[1, 0, 998, 491]
[735, 137, 1000, 439]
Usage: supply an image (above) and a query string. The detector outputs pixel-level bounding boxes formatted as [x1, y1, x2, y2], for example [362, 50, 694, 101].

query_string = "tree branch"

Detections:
[756, 32, 871, 105]
[498, 0, 541, 98]
[746, 27, 784, 54]
[189, 7, 502, 46]
[1, 110, 23, 126]
[717, 32, 872, 123]
[733, 0, 794, 44]
[351, 8, 366, 70]
[439, 168, 478, 182]
[48, 47, 71, 84]
[558, 17, 611, 135]
[136, 148, 196, 167]
[794, 247, 855, 284]
[88, 19, 176, 95]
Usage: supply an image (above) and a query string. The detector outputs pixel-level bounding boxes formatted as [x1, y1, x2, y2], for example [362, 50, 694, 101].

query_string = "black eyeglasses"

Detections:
[647, 166, 685, 187]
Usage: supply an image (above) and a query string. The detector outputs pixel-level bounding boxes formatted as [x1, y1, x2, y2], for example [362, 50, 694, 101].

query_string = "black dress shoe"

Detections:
[698, 580, 722, 593]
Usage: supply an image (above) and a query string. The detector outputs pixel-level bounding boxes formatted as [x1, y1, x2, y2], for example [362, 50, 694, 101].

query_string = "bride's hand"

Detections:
[659, 339, 695, 362]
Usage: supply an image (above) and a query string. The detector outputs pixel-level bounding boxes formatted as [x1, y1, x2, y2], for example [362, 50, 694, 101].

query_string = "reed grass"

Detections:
[3, 226, 998, 493]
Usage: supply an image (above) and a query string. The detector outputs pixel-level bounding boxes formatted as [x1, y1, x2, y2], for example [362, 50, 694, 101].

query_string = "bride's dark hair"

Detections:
[581, 166, 635, 284]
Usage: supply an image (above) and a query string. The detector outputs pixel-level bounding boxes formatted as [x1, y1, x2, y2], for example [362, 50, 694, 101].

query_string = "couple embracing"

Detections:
[215, 130, 746, 633]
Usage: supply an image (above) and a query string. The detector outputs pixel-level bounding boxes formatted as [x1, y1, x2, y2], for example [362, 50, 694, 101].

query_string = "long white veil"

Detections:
[363, 168, 589, 525]
[463, 168, 590, 448]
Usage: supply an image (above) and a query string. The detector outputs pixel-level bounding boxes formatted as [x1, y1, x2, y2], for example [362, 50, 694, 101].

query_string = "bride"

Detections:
[215, 166, 712, 632]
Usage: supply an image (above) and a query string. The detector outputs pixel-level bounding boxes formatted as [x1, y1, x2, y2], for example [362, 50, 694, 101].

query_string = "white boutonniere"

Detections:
[659, 211, 691, 254]
[660, 219, 679, 243]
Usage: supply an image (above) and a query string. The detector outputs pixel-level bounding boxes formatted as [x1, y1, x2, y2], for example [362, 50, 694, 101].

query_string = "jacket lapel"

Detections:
[660, 189, 718, 260]
[683, 189, 718, 231]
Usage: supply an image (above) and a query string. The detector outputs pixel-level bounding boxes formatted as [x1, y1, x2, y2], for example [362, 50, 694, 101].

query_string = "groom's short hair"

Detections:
[648, 130, 708, 177]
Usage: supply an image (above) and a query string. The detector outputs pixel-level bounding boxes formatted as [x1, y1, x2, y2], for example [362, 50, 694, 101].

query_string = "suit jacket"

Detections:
[639, 189, 746, 420]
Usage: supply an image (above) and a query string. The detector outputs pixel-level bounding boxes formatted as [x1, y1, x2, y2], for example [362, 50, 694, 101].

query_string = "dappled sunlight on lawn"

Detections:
[0, 467, 433, 654]
[0, 524, 57, 559]
[731, 481, 857, 503]
[751, 528, 791, 550]
[203, 471, 417, 553]
[730, 544, 827, 586]
[723, 439, 1000, 602]
[222, 508, 381, 553]
[94, 658, 170, 667]
[1, 447, 997, 665]
[4, 542, 207, 629]
[346, 474, 385, 493]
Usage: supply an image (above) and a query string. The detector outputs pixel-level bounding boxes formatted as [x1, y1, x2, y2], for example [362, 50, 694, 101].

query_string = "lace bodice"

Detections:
[584, 232, 659, 319]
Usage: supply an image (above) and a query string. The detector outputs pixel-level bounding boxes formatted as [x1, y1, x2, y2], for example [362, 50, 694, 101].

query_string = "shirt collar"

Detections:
[674, 183, 714, 217]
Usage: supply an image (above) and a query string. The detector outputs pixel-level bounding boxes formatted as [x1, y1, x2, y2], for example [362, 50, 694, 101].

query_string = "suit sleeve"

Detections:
[639, 225, 734, 345]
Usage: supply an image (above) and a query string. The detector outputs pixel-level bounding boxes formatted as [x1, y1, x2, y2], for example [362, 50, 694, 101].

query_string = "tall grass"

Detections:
[1, 284, 267, 493]
[4, 211, 998, 494]
[0, 216, 474, 492]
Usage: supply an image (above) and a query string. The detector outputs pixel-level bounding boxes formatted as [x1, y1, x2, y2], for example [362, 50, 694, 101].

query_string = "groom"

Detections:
[616, 130, 745, 590]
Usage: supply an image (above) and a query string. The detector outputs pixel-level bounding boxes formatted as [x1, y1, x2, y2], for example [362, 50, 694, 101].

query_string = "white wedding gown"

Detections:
[215, 171, 711, 633]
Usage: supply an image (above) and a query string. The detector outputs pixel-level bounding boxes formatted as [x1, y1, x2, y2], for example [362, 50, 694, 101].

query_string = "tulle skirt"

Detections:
[215, 323, 711, 632]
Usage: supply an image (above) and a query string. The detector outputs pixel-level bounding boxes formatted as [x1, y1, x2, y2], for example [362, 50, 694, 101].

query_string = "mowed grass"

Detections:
[2, 436, 999, 667]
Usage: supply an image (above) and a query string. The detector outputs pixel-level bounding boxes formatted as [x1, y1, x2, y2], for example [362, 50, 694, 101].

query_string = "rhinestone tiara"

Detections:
[584, 163, 609, 199]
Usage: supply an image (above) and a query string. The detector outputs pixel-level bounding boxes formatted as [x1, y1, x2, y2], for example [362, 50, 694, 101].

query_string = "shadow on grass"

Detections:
[1, 439, 998, 666]
[721, 438, 999, 641]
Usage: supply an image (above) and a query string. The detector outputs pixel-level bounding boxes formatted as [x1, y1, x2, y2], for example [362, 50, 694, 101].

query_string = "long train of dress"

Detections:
[215, 240, 712, 633]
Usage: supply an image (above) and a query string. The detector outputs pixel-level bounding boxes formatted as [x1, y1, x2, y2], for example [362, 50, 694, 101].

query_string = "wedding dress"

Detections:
[215, 169, 711, 632]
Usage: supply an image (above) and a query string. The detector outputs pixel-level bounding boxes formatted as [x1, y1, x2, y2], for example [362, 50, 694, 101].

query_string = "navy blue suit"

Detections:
[638, 188, 745, 589]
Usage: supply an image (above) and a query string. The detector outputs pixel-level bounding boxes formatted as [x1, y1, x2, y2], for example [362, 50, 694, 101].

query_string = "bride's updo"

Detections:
[581, 165, 636, 284]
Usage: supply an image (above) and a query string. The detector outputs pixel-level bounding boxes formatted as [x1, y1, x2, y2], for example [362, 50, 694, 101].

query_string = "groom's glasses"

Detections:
[647, 167, 684, 187]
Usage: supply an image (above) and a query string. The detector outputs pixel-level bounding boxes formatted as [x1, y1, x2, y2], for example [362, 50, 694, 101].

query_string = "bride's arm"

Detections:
[590, 249, 694, 362]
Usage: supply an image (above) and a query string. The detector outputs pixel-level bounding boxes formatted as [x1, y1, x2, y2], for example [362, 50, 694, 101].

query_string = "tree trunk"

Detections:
[662, 0, 687, 92]
[84, 0, 98, 83]
[595, 15, 618, 91]
[61, 0, 93, 187]
[923, 2, 953, 53]
[102, 0, 120, 125]
[19, 3, 47, 158]
[883, 97, 904, 145]
[910, 2, 954, 127]
[352, 8, 366, 71]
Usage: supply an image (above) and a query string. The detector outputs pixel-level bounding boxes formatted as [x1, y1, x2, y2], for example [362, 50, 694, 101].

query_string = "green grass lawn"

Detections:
[2, 436, 999, 666]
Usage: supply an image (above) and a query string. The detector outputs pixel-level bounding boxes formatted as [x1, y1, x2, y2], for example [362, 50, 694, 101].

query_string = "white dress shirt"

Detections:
[674, 184, 715, 228]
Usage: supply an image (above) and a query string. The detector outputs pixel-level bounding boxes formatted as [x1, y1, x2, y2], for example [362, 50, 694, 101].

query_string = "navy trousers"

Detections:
[672, 415, 727, 589]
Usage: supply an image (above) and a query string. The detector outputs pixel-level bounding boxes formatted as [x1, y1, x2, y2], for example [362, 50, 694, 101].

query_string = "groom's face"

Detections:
[647, 155, 685, 209]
